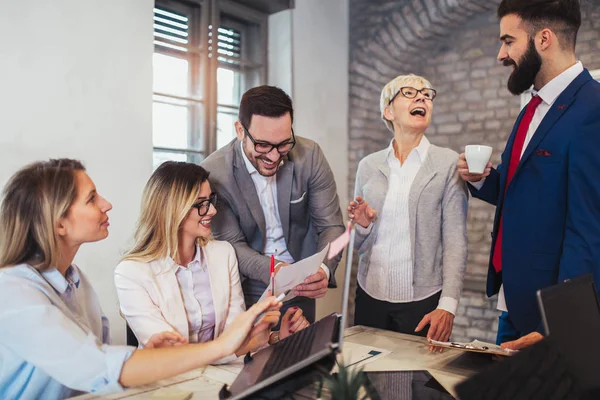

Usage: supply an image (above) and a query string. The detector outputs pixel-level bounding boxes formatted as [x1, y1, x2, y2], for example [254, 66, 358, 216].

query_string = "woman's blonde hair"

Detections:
[123, 161, 211, 263]
[380, 73, 434, 132]
[0, 159, 85, 270]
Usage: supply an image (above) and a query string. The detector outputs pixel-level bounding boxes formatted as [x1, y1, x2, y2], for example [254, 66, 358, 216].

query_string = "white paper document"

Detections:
[334, 342, 391, 372]
[258, 244, 330, 303]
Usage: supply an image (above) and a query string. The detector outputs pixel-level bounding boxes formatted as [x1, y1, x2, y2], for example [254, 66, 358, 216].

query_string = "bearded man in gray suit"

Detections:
[202, 85, 345, 323]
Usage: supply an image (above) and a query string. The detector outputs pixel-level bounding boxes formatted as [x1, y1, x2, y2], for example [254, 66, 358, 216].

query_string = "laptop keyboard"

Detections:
[258, 319, 321, 381]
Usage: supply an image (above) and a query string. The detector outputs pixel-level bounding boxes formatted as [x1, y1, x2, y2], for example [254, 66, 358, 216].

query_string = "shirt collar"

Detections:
[240, 141, 259, 176]
[169, 245, 205, 272]
[533, 61, 584, 106]
[41, 265, 80, 294]
[387, 135, 431, 163]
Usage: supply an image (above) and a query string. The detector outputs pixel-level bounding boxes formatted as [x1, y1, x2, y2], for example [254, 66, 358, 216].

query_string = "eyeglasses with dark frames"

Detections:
[242, 125, 296, 154]
[388, 87, 437, 105]
[191, 192, 218, 217]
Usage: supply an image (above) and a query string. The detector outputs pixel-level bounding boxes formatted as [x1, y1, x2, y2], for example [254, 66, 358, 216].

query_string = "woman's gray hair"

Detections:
[380, 74, 434, 132]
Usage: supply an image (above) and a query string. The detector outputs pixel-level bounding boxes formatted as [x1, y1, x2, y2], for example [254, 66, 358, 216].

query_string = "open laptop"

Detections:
[220, 227, 356, 399]
[537, 273, 600, 392]
[455, 274, 600, 399]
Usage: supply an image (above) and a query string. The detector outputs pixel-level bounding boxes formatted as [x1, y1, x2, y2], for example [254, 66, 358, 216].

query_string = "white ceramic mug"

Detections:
[465, 145, 493, 174]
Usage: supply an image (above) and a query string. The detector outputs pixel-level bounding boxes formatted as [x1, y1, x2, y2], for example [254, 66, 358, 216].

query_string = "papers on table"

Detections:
[258, 244, 330, 303]
[428, 339, 517, 356]
[334, 342, 392, 372]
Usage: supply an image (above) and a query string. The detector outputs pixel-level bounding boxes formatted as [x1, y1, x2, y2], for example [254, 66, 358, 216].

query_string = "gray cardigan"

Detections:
[353, 144, 468, 303]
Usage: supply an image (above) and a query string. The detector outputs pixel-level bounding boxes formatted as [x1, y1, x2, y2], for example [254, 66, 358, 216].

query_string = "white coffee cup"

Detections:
[465, 145, 493, 174]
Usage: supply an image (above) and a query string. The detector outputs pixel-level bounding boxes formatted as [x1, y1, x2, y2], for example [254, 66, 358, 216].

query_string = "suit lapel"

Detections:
[233, 144, 266, 235]
[509, 70, 592, 190]
[497, 110, 525, 205]
[203, 243, 224, 337]
[276, 160, 294, 243]
[160, 263, 190, 338]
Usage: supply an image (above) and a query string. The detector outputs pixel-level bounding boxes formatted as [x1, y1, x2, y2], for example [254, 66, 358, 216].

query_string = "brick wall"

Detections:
[348, 0, 600, 343]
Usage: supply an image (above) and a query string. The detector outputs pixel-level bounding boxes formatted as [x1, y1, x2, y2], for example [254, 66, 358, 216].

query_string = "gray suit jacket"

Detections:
[354, 144, 468, 304]
[202, 137, 345, 308]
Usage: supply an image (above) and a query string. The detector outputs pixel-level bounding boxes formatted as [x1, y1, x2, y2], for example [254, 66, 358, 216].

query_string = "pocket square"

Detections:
[290, 192, 307, 204]
[535, 149, 552, 157]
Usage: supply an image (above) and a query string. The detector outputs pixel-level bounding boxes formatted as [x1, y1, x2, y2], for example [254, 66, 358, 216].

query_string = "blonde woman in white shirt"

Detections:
[348, 74, 468, 349]
[0, 158, 281, 399]
[115, 162, 307, 361]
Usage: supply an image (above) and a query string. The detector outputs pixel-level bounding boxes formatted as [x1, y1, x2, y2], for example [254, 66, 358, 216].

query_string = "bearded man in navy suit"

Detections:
[458, 0, 600, 350]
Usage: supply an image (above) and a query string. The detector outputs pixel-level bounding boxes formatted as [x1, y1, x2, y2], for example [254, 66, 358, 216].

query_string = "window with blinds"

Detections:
[152, 0, 266, 169]
[153, 7, 189, 53]
[216, 26, 241, 65]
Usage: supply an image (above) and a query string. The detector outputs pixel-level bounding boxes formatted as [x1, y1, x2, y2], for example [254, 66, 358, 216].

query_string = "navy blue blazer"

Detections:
[470, 69, 600, 334]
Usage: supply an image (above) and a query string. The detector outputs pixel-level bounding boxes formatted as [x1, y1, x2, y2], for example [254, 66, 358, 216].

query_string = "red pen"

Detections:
[270, 255, 275, 296]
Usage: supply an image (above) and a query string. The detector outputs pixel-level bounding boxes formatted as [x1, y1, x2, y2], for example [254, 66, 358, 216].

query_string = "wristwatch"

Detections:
[269, 331, 280, 345]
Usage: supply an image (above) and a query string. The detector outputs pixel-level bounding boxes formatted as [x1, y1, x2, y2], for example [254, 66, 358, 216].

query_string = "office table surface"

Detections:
[72, 325, 494, 399]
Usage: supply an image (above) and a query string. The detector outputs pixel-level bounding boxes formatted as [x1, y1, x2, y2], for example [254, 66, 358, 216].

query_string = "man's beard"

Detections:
[504, 38, 542, 95]
[243, 139, 282, 177]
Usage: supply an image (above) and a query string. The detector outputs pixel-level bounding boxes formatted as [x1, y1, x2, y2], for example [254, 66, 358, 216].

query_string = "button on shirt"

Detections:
[0, 264, 134, 400]
[240, 143, 332, 279]
[358, 137, 457, 314]
[173, 246, 216, 343]
[240, 142, 295, 264]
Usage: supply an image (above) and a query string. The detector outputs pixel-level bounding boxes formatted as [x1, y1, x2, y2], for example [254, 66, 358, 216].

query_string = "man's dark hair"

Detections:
[238, 85, 294, 128]
[498, 0, 581, 51]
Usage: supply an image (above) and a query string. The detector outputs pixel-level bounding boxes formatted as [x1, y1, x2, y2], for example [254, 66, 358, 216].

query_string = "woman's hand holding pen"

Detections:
[348, 196, 377, 228]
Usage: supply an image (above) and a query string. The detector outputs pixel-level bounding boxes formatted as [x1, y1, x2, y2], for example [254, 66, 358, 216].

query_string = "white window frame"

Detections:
[152, 0, 267, 167]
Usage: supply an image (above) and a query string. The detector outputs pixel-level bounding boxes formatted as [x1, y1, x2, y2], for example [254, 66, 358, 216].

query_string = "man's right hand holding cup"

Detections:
[458, 145, 493, 183]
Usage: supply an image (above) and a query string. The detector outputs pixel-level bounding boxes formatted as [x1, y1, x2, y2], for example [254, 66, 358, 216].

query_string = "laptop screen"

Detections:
[337, 225, 355, 349]
[538, 274, 600, 391]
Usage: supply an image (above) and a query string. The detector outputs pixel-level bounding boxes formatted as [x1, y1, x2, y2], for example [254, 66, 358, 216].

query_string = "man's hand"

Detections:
[415, 309, 455, 353]
[347, 196, 377, 228]
[458, 152, 492, 183]
[501, 332, 543, 351]
[293, 270, 328, 298]
[144, 331, 188, 349]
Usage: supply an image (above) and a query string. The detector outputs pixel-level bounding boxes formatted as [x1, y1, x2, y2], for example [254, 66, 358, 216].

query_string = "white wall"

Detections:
[269, 0, 350, 318]
[267, 10, 293, 95]
[0, 0, 154, 344]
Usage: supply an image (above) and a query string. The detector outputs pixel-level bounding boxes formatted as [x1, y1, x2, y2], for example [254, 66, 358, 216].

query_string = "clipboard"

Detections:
[428, 339, 518, 356]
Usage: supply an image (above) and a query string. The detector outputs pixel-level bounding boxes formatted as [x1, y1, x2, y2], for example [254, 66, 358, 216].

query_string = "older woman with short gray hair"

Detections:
[348, 74, 468, 348]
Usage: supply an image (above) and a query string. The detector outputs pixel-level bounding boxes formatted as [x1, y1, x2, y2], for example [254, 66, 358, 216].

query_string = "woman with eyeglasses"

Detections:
[0, 159, 281, 399]
[115, 162, 307, 362]
[347, 74, 468, 350]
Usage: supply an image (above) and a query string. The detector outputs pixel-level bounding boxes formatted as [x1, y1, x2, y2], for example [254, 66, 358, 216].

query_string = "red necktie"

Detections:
[492, 95, 543, 273]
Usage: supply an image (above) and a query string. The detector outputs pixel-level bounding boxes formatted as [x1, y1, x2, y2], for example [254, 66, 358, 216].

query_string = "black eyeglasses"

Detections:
[388, 87, 437, 105]
[191, 192, 218, 216]
[242, 125, 296, 154]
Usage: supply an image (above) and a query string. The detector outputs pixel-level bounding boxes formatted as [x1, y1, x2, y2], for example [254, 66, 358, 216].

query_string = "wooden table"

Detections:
[73, 326, 492, 399]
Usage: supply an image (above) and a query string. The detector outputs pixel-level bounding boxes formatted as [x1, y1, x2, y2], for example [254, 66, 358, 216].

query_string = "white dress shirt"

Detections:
[115, 240, 245, 364]
[240, 142, 330, 279]
[174, 246, 216, 343]
[472, 61, 584, 312]
[358, 136, 457, 315]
